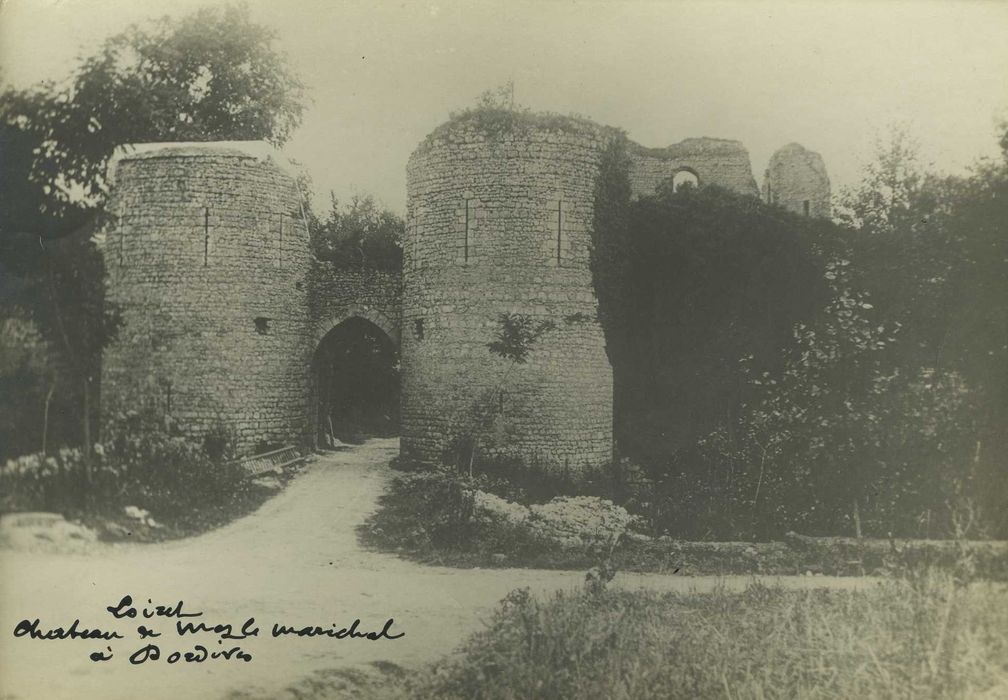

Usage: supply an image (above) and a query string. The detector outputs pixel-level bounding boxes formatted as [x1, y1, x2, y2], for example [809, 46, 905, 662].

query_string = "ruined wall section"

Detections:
[403, 121, 614, 472]
[763, 142, 831, 218]
[629, 137, 759, 199]
[101, 144, 313, 454]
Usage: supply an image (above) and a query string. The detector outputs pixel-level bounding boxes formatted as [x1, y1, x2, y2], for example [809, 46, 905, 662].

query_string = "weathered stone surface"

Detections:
[471, 489, 529, 526]
[101, 144, 315, 454]
[100, 127, 830, 474]
[100, 143, 404, 455]
[470, 490, 631, 548]
[629, 137, 760, 199]
[403, 121, 615, 473]
[763, 142, 831, 218]
[527, 496, 631, 548]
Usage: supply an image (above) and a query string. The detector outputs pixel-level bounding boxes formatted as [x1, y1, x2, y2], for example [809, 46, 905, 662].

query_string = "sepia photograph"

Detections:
[1, 0, 1006, 698]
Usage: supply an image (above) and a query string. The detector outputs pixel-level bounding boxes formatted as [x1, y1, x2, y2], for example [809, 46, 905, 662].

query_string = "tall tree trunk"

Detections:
[44, 243, 93, 483]
[853, 498, 862, 539]
[42, 379, 56, 455]
[82, 374, 93, 483]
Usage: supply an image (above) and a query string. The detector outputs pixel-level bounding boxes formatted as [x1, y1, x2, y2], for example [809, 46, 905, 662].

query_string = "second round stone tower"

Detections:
[101, 142, 313, 453]
[402, 115, 615, 473]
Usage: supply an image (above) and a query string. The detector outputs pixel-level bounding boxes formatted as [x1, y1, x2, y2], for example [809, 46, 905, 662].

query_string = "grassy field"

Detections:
[243, 571, 1008, 700]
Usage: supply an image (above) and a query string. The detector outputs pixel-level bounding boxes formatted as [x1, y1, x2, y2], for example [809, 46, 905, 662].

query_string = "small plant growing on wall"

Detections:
[487, 313, 556, 365]
[448, 313, 556, 476]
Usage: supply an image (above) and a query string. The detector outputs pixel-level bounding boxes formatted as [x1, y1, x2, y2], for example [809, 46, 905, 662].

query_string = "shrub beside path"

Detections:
[0, 439, 877, 700]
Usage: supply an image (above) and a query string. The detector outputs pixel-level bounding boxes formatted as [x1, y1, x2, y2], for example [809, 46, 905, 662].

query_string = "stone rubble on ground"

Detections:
[0, 512, 99, 554]
[470, 490, 632, 549]
[124, 505, 161, 528]
[251, 475, 284, 491]
[471, 490, 529, 526]
[528, 496, 632, 548]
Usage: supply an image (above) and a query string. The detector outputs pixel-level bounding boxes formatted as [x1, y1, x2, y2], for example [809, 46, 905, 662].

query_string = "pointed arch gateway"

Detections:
[311, 307, 400, 448]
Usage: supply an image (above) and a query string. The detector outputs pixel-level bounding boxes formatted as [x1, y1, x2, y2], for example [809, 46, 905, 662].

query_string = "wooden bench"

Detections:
[237, 445, 303, 477]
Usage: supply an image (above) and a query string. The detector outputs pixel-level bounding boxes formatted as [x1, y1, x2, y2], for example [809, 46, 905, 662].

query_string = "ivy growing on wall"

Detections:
[589, 131, 634, 369]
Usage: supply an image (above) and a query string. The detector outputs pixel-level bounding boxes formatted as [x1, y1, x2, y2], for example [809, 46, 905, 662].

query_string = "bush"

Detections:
[0, 447, 95, 513]
[361, 471, 489, 551]
[100, 410, 244, 516]
[1, 408, 246, 521]
[359, 470, 566, 562]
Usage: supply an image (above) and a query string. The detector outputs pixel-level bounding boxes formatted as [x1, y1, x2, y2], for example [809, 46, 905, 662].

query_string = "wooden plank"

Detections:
[236, 445, 303, 476]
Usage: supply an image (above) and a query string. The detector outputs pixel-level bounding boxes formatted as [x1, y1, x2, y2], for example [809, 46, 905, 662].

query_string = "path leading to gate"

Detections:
[0, 439, 877, 700]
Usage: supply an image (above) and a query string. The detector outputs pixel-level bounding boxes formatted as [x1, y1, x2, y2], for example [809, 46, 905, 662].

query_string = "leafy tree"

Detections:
[586, 122, 1006, 539]
[310, 193, 404, 271]
[0, 2, 306, 465]
[836, 124, 924, 236]
[2, 2, 305, 213]
[705, 255, 983, 538]
[835, 124, 1008, 535]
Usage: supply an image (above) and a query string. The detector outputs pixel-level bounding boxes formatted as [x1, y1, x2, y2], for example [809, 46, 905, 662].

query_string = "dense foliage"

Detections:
[590, 127, 1007, 540]
[1, 3, 304, 214]
[1, 408, 242, 522]
[0, 3, 306, 462]
[308, 192, 404, 271]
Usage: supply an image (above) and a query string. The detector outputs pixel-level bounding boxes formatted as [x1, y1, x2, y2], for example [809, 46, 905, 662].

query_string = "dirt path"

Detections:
[0, 439, 878, 700]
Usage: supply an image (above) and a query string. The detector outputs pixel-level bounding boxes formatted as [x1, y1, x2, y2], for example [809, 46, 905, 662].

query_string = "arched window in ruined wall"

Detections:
[671, 167, 700, 192]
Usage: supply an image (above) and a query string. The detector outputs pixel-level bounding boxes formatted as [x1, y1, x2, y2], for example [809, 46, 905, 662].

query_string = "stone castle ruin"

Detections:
[100, 114, 829, 473]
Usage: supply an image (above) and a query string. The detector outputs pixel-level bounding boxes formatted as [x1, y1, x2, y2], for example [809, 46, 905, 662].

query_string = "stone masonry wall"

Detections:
[629, 137, 760, 199]
[763, 142, 831, 218]
[309, 264, 402, 347]
[101, 127, 829, 472]
[101, 145, 314, 454]
[403, 121, 614, 473]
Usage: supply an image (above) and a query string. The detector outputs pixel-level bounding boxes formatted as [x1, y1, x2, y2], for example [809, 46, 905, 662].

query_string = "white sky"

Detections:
[2, 0, 1006, 214]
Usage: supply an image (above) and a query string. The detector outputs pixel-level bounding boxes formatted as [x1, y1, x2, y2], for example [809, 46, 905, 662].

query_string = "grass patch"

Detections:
[269, 573, 1008, 699]
[413, 576, 1008, 699]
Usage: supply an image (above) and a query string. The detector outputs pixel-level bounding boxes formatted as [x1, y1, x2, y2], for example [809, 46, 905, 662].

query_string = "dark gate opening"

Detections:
[313, 317, 399, 446]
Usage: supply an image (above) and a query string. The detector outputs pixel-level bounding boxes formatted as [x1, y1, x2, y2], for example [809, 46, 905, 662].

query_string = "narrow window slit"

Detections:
[556, 199, 563, 265]
[203, 207, 210, 266]
[464, 198, 470, 263]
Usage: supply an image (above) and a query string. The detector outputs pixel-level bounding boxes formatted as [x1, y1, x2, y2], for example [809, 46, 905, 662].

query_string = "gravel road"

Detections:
[0, 439, 877, 700]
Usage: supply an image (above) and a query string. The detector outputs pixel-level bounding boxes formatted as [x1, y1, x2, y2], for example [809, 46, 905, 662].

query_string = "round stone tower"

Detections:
[101, 142, 313, 454]
[402, 116, 614, 474]
[763, 143, 831, 218]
